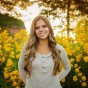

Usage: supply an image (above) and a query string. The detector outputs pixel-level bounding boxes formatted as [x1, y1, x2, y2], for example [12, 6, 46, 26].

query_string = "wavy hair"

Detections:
[24, 15, 61, 76]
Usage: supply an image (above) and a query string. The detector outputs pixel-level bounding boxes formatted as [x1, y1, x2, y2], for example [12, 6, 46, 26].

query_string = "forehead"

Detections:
[35, 19, 46, 26]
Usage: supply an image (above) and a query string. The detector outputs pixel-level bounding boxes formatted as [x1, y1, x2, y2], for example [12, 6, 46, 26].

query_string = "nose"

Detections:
[39, 27, 43, 31]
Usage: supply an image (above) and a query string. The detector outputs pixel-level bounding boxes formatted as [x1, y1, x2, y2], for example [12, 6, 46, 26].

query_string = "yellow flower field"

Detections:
[0, 19, 88, 88]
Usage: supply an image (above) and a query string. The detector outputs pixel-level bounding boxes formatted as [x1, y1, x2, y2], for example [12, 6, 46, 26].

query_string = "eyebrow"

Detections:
[35, 24, 47, 28]
[42, 24, 47, 27]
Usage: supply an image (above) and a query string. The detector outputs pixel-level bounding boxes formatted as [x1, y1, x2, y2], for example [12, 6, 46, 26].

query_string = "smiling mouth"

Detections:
[39, 33, 45, 36]
[39, 32, 46, 36]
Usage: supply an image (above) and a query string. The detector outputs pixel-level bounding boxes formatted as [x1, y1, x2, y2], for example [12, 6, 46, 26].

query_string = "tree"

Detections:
[0, 0, 31, 11]
[0, 0, 33, 20]
[33, 0, 88, 36]
[0, 13, 25, 29]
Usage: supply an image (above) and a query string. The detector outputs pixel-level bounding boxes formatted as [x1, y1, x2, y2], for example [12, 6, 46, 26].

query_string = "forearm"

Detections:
[56, 44, 71, 81]
[18, 61, 27, 83]
[18, 43, 27, 83]
[57, 67, 71, 81]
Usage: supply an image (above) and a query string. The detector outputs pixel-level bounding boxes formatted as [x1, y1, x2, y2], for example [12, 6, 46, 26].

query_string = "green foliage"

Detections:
[37, 0, 88, 16]
[0, 29, 27, 88]
[0, 0, 31, 11]
[0, 18, 88, 88]
[0, 13, 25, 29]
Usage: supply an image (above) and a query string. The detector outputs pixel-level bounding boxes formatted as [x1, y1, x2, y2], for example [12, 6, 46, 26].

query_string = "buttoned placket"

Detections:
[35, 51, 52, 73]
[41, 54, 52, 73]
[42, 56, 47, 72]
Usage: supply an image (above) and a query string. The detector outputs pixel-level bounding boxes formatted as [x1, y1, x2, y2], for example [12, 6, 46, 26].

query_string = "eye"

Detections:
[42, 25, 47, 28]
[35, 26, 39, 30]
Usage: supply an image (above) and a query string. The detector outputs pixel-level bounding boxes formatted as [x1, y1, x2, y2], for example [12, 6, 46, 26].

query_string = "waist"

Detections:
[26, 75, 61, 88]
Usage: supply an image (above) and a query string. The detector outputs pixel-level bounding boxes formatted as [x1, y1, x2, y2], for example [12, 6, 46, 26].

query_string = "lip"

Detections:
[39, 32, 45, 36]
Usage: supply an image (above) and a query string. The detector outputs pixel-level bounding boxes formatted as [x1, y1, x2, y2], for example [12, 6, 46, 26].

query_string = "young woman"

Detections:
[18, 15, 71, 88]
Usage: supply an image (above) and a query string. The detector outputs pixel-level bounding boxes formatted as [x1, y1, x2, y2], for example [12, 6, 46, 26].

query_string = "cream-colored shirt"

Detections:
[18, 43, 71, 88]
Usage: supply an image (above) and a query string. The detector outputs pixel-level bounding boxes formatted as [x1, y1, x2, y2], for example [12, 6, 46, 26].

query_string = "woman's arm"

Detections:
[56, 44, 71, 81]
[18, 43, 27, 83]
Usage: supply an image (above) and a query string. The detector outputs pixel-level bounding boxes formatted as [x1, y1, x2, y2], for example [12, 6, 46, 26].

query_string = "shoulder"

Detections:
[56, 44, 67, 55]
[22, 42, 27, 48]
[55, 44, 65, 51]
[21, 42, 27, 52]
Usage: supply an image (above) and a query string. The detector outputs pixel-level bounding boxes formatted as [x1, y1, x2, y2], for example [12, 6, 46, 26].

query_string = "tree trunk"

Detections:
[66, 0, 71, 37]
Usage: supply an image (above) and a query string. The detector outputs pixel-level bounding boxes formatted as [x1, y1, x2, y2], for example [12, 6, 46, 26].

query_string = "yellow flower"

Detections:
[6, 59, 13, 66]
[74, 64, 78, 68]
[10, 76, 15, 81]
[0, 58, 1, 63]
[10, 51, 15, 58]
[73, 76, 78, 81]
[15, 86, 19, 88]
[4, 72, 9, 79]
[65, 48, 72, 56]
[0, 44, 2, 49]
[61, 78, 65, 82]
[83, 56, 88, 62]
[0, 50, 2, 53]
[76, 54, 82, 62]
[81, 82, 87, 87]
[12, 70, 19, 75]
[9, 72, 13, 76]
[0, 50, 3, 56]
[75, 46, 80, 51]
[70, 63, 73, 67]
[13, 76, 17, 80]
[4, 67, 8, 71]
[78, 72, 83, 77]
[16, 45, 21, 52]
[16, 54, 20, 59]
[75, 68, 80, 73]
[70, 58, 75, 63]
[18, 76, 23, 83]
[81, 76, 86, 81]
[71, 50, 76, 55]
[1, 57, 5, 63]
[6, 47, 11, 51]
[13, 81, 17, 86]
[83, 43, 88, 54]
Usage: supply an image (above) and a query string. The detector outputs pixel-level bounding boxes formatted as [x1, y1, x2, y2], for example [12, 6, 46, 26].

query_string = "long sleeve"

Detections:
[56, 44, 71, 81]
[18, 43, 27, 83]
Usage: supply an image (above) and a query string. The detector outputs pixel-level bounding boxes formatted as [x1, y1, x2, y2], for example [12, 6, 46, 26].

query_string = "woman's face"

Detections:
[35, 19, 50, 40]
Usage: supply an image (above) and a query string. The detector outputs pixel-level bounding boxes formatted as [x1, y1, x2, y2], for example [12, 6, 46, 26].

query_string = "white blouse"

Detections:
[18, 43, 71, 88]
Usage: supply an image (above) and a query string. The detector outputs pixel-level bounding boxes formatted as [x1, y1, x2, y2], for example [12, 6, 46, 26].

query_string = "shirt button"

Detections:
[43, 66, 45, 68]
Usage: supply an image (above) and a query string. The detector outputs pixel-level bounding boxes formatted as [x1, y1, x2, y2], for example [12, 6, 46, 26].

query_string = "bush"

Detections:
[55, 19, 88, 88]
[0, 29, 28, 88]
[0, 18, 88, 88]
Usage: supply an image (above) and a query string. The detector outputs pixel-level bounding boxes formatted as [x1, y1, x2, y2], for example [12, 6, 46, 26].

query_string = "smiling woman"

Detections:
[18, 15, 71, 88]
[35, 19, 50, 40]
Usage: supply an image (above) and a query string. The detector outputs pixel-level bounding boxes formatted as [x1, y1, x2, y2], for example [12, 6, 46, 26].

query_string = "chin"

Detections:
[39, 37, 48, 40]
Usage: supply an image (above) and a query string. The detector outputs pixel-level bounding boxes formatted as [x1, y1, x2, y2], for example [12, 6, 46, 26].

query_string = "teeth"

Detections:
[40, 33, 45, 36]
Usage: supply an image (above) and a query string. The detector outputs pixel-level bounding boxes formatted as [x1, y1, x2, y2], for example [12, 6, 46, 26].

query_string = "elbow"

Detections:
[64, 66, 71, 72]
[68, 66, 71, 72]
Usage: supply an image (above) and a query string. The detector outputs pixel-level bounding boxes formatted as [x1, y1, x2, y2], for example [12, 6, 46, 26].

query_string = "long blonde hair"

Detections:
[24, 15, 60, 76]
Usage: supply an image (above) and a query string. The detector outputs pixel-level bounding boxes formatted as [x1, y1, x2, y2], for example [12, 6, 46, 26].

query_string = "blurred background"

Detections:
[0, 0, 88, 88]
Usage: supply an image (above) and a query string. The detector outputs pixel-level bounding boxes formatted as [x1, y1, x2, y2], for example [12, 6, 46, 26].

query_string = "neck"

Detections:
[37, 39, 52, 53]
[38, 39, 49, 47]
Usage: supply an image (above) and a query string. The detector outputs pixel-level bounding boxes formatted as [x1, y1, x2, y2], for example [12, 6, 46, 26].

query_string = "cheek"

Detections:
[35, 31, 39, 38]
[35, 30, 38, 35]
[46, 29, 50, 34]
